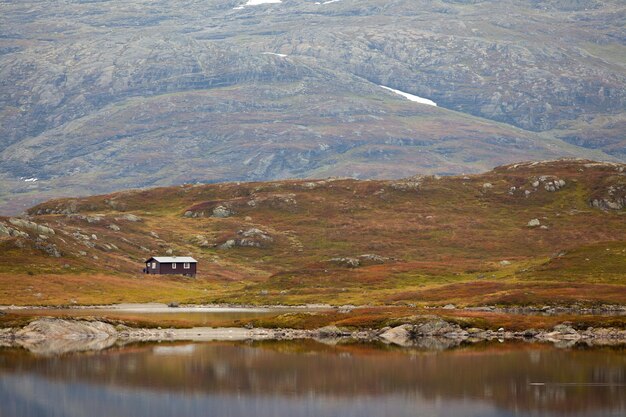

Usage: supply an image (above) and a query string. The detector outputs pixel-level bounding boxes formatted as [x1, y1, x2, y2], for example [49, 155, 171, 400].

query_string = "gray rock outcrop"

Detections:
[116, 214, 142, 222]
[9, 218, 55, 235]
[218, 228, 273, 249]
[0, 222, 29, 238]
[590, 185, 626, 210]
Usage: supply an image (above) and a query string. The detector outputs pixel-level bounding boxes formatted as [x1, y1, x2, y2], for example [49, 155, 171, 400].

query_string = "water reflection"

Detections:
[0, 341, 624, 417]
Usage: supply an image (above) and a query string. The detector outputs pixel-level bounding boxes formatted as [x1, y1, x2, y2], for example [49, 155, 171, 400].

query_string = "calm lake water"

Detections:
[0, 340, 624, 417]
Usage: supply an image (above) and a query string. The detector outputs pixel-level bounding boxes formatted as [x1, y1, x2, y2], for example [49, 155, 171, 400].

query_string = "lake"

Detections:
[0, 340, 624, 417]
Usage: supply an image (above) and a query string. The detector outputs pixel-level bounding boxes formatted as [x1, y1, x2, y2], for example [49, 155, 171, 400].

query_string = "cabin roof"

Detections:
[146, 256, 197, 263]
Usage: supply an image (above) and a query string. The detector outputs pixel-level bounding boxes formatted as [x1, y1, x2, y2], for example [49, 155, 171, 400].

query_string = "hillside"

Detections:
[1, 0, 625, 213]
[1, 159, 625, 307]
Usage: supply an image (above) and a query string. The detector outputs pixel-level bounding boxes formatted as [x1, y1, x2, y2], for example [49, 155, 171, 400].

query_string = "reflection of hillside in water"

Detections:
[0, 341, 625, 416]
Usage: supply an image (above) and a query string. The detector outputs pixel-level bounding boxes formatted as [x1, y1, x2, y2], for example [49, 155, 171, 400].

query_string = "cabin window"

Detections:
[184, 263, 190, 269]
[172, 263, 177, 269]
[151, 262, 156, 269]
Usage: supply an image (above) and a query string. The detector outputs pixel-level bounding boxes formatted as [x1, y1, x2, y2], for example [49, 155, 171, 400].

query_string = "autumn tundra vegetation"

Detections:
[1, 159, 625, 330]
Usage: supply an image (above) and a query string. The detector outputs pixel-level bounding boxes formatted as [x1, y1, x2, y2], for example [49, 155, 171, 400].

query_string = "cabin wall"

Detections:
[155, 262, 196, 276]
[146, 261, 159, 274]
[145, 260, 197, 276]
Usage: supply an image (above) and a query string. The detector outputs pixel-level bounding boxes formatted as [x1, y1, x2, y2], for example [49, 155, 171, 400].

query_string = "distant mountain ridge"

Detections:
[0, 0, 624, 213]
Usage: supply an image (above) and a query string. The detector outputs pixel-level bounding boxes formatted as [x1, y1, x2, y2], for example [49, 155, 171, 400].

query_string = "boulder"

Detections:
[590, 193, 625, 211]
[523, 329, 539, 338]
[268, 194, 298, 211]
[15, 318, 117, 340]
[218, 239, 236, 249]
[316, 326, 349, 338]
[38, 225, 55, 235]
[527, 218, 541, 227]
[338, 305, 355, 314]
[118, 214, 142, 222]
[239, 228, 272, 241]
[415, 318, 460, 336]
[35, 242, 61, 257]
[212, 206, 232, 218]
[380, 324, 414, 346]
[358, 254, 389, 264]
[329, 257, 360, 268]
[73, 231, 92, 241]
[390, 179, 421, 191]
[553, 324, 578, 335]
[240, 228, 263, 237]
[218, 229, 273, 249]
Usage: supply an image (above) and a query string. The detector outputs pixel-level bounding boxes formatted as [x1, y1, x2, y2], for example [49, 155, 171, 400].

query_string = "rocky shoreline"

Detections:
[1, 317, 625, 355]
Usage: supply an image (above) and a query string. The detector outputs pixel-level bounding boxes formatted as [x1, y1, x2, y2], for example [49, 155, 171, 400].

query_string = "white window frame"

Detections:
[184, 262, 190, 269]
[152, 262, 156, 269]
[172, 263, 177, 269]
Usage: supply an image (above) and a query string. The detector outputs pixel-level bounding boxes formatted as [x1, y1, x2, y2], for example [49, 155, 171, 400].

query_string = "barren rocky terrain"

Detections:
[1, 0, 625, 213]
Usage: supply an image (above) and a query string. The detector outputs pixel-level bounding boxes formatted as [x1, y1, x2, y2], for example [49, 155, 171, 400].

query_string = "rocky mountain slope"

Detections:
[1, 0, 625, 213]
[1, 159, 625, 307]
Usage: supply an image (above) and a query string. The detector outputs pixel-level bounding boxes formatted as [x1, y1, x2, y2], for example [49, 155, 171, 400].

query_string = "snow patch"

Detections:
[234, 0, 281, 9]
[262, 52, 287, 58]
[23, 178, 38, 182]
[246, 0, 281, 4]
[316, 0, 342, 4]
[380, 85, 437, 107]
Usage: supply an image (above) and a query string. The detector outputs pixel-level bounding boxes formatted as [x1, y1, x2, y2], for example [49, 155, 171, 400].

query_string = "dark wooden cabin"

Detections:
[144, 256, 197, 277]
